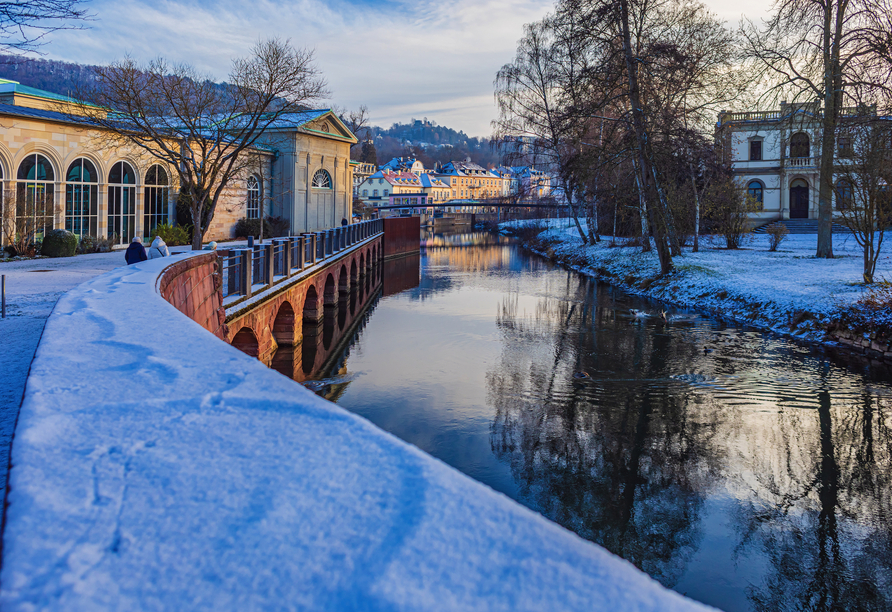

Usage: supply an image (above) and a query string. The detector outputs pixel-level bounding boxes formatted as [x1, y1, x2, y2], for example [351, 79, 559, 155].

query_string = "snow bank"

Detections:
[509, 220, 891, 343]
[1, 254, 714, 611]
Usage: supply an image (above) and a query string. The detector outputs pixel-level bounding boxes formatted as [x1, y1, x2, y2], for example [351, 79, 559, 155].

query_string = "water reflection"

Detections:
[277, 230, 892, 612]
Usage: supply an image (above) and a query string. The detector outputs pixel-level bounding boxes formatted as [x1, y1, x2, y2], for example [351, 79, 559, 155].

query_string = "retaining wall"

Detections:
[383, 216, 420, 260]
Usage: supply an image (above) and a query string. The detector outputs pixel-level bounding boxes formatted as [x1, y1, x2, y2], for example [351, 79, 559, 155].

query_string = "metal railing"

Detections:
[218, 218, 383, 301]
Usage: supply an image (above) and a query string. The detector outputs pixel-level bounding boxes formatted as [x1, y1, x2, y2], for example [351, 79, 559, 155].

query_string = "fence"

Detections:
[218, 219, 383, 302]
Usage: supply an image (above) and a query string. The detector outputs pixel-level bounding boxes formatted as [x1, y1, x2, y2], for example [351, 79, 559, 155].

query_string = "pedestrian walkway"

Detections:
[0, 247, 191, 492]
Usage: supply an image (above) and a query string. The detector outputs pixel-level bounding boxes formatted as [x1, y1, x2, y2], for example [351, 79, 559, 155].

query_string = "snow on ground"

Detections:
[0, 253, 715, 611]
[510, 219, 891, 342]
[0, 248, 195, 494]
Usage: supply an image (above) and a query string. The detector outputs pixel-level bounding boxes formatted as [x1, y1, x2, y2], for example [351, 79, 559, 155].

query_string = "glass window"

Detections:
[747, 180, 764, 205]
[108, 161, 137, 245]
[838, 136, 853, 158]
[16, 153, 55, 242]
[790, 132, 810, 158]
[836, 180, 853, 210]
[65, 158, 98, 237]
[247, 175, 260, 219]
[383, 190, 389, 196]
[749, 140, 762, 161]
[144, 165, 169, 235]
[312, 170, 332, 189]
[362, 189, 368, 196]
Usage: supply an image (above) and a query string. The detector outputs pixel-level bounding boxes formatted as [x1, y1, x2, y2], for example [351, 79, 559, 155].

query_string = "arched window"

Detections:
[790, 132, 810, 158]
[17, 153, 56, 241]
[835, 179, 854, 210]
[65, 158, 98, 237]
[747, 180, 764, 206]
[247, 175, 260, 219]
[312, 169, 332, 189]
[144, 165, 169, 235]
[108, 161, 136, 245]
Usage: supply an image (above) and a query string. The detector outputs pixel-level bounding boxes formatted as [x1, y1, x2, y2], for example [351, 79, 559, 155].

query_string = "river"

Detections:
[275, 229, 892, 612]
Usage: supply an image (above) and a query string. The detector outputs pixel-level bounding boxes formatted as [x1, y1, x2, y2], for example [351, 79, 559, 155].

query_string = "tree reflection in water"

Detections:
[487, 271, 892, 609]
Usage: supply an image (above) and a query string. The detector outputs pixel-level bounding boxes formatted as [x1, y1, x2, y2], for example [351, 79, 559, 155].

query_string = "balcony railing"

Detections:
[787, 156, 819, 168]
[218, 218, 384, 304]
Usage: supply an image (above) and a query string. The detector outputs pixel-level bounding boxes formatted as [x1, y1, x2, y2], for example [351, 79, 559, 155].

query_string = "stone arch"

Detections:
[303, 285, 319, 322]
[232, 327, 259, 358]
[61, 150, 105, 183]
[350, 258, 358, 286]
[338, 264, 349, 296]
[323, 273, 337, 306]
[108, 156, 143, 185]
[272, 301, 296, 346]
[359, 252, 365, 276]
[14, 143, 62, 182]
[0, 141, 15, 182]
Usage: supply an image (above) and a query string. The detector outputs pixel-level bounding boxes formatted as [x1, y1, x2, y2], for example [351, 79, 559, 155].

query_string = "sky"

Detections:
[38, 0, 773, 137]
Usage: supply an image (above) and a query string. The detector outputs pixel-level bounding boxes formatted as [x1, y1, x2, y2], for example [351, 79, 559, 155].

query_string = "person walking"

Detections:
[148, 235, 170, 260]
[124, 237, 147, 265]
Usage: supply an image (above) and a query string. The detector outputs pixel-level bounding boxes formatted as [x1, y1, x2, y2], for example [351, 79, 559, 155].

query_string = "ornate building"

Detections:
[0, 78, 356, 247]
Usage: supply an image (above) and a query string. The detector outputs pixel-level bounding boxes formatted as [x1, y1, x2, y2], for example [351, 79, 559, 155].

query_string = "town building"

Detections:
[0, 78, 356, 248]
[718, 101, 872, 225]
[437, 160, 504, 201]
[351, 161, 377, 196]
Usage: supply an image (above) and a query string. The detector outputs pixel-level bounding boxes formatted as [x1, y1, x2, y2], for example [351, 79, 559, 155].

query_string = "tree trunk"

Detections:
[620, 0, 672, 274]
[689, 162, 701, 252]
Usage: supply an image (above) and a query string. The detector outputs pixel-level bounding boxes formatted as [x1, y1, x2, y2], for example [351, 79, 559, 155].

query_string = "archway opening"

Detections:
[790, 179, 809, 219]
[338, 264, 349, 296]
[272, 301, 296, 346]
[232, 327, 259, 358]
[323, 274, 337, 306]
[303, 285, 319, 322]
[350, 259, 358, 286]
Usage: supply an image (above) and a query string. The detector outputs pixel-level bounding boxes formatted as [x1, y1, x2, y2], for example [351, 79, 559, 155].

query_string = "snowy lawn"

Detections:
[0, 253, 715, 612]
[507, 219, 891, 342]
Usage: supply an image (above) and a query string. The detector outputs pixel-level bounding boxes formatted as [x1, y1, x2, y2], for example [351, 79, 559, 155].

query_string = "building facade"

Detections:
[0, 79, 355, 248]
[719, 102, 869, 225]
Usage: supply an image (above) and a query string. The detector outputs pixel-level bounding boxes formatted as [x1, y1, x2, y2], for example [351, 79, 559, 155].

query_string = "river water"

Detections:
[278, 229, 892, 612]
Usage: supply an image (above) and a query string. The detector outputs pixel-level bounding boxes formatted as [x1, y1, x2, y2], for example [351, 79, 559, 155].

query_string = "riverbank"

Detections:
[503, 219, 892, 354]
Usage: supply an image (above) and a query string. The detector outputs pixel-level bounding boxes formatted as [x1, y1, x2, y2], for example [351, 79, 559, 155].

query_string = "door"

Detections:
[790, 185, 809, 218]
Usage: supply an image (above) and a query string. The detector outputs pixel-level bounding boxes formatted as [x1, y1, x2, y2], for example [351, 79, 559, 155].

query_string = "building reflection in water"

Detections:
[269, 253, 421, 402]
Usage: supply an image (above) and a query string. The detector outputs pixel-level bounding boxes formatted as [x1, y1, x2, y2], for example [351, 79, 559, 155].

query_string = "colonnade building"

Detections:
[0, 78, 356, 249]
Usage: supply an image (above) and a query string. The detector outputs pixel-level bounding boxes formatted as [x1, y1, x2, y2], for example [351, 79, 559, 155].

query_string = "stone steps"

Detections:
[752, 219, 851, 234]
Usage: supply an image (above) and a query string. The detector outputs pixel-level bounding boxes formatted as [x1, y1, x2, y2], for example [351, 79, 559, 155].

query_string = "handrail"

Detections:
[218, 218, 384, 303]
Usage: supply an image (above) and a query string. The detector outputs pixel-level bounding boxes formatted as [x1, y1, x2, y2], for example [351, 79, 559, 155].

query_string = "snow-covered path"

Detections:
[0, 248, 193, 493]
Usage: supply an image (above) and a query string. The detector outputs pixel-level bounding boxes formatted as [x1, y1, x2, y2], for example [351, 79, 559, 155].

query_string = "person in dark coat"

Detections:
[125, 236, 147, 265]
[341, 218, 348, 226]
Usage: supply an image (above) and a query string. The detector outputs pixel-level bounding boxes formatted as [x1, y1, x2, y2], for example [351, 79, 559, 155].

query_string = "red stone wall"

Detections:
[383, 217, 420, 260]
[158, 253, 228, 341]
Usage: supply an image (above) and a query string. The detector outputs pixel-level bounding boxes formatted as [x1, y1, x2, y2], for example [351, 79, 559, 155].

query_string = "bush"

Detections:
[76, 235, 95, 255]
[234, 216, 291, 239]
[833, 281, 892, 337]
[41, 229, 78, 257]
[265, 216, 290, 238]
[234, 217, 263, 239]
[151, 223, 191, 246]
[766, 223, 789, 252]
[702, 178, 757, 249]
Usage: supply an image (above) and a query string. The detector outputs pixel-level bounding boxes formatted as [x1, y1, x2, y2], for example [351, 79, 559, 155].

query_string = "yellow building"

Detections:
[0, 79, 355, 248]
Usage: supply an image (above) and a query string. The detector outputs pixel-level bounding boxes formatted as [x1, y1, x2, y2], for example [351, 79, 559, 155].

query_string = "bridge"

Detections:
[156, 217, 418, 366]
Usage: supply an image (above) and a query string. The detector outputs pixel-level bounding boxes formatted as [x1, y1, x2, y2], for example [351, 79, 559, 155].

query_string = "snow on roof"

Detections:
[0, 253, 715, 612]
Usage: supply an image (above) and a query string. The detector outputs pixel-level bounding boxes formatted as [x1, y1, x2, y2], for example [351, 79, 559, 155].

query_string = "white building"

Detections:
[719, 101, 871, 226]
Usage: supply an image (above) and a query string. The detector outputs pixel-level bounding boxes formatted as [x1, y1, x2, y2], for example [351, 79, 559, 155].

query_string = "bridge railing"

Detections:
[218, 218, 383, 302]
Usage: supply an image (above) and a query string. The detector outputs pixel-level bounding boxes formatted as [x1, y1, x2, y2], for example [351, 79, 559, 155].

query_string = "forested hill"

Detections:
[0, 55, 98, 93]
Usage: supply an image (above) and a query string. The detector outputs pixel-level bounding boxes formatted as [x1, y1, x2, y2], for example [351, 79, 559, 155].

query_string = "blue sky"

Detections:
[38, 0, 770, 137]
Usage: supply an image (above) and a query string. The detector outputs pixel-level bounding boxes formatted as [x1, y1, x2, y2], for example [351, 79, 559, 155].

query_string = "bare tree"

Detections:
[333, 105, 369, 157]
[743, 0, 892, 258]
[0, 0, 90, 53]
[833, 113, 892, 283]
[72, 38, 327, 250]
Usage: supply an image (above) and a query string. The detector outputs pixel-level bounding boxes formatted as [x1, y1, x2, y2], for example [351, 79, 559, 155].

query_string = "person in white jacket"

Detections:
[147, 235, 170, 259]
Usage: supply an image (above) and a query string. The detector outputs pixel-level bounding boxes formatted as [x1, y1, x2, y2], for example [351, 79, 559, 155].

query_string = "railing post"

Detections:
[296, 236, 305, 270]
[265, 243, 274, 285]
[317, 232, 325, 260]
[241, 248, 253, 298]
[279, 238, 292, 277]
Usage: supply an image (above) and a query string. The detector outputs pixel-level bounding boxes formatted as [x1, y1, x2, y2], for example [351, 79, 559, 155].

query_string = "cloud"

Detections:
[40, 0, 770, 137]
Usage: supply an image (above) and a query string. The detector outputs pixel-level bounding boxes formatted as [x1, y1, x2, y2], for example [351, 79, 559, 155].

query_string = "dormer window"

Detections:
[749, 139, 763, 161]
